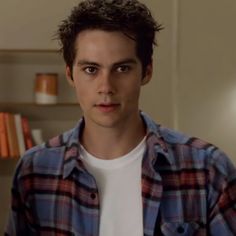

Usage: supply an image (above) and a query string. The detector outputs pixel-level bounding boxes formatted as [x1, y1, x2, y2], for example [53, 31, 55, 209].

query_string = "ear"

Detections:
[141, 62, 153, 86]
[66, 66, 75, 87]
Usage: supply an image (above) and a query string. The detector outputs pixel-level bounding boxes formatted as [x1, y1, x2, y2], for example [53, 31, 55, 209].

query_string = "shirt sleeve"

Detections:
[4, 160, 30, 235]
[208, 149, 236, 235]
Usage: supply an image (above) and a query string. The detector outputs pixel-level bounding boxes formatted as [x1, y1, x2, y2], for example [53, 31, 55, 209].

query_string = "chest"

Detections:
[22, 167, 208, 236]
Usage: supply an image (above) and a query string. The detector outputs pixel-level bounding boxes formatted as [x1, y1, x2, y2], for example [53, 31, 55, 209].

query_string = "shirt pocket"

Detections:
[160, 222, 200, 236]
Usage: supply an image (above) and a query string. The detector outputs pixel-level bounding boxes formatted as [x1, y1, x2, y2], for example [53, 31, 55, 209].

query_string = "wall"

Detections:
[0, 0, 78, 49]
[177, 0, 236, 159]
[144, 0, 236, 162]
[140, 0, 177, 128]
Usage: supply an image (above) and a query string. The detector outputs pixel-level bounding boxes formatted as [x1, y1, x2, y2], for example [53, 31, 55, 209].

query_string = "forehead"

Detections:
[74, 29, 138, 63]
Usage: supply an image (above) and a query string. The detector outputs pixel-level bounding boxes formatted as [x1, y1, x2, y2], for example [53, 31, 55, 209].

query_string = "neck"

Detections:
[81, 114, 146, 160]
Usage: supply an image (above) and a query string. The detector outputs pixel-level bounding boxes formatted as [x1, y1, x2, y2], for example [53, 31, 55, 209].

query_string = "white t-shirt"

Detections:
[80, 137, 146, 236]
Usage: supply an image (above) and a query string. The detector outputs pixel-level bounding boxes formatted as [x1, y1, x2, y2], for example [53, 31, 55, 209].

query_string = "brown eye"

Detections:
[84, 66, 97, 74]
[116, 65, 130, 73]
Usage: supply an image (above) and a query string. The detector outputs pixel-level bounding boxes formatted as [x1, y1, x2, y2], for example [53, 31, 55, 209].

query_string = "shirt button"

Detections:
[90, 193, 96, 199]
[176, 225, 185, 234]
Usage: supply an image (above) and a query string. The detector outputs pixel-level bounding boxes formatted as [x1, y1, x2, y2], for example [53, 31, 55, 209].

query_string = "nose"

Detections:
[97, 71, 114, 95]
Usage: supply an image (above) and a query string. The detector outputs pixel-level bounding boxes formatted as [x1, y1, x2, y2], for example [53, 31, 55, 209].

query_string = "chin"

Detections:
[85, 109, 130, 128]
[94, 119, 120, 128]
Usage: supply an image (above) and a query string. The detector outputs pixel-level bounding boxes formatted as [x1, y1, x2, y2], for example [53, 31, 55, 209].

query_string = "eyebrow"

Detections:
[76, 58, 138, 67]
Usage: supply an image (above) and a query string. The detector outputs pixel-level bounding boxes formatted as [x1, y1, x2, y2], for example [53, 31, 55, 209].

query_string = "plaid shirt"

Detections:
[5, 112, 236, 236]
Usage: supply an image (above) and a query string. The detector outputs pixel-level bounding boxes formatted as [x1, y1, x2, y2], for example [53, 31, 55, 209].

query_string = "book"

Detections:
[14, 114, 26, 157]
[5, 112, 20, 158]
[0, 112, 9, 158]
[21, 116, 34, 150]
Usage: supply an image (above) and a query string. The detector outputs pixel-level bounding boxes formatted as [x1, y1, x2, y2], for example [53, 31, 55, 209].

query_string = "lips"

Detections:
[95, 103, 120, 112]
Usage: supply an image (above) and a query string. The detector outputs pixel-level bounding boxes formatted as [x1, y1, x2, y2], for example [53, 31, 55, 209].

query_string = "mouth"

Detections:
[95, 103, 120, 112]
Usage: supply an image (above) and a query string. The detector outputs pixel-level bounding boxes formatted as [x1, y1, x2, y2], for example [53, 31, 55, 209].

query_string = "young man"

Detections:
[5, 0, 236, 235]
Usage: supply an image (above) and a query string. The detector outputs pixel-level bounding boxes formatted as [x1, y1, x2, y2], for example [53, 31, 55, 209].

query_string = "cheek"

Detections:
[73, 83, 93, 108]
[120, 89, 140, 107]
[73, 83, 84, 102]
[130, 87, 141, 101]
[122, 82, 141, 99]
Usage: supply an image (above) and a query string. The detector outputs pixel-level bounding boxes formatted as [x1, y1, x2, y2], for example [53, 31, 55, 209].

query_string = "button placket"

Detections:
[176, 225, 185, 234]
[90, 193, 96, 199]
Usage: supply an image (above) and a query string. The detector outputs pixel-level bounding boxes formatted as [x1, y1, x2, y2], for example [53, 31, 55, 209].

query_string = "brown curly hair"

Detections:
[57, 0, 163, 75]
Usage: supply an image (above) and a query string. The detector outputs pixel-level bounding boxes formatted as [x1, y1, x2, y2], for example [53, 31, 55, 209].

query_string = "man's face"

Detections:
[66, 29, 152, 129]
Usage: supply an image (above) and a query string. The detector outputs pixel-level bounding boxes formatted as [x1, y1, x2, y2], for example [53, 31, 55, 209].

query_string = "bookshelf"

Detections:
[0, 49, 81, 157]
[0, 102, 80, 121]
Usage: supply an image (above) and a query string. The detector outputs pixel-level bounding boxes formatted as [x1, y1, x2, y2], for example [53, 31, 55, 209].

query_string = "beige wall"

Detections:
[140, 0, 177, 128]
[177, 0, 236, 160]
[144, 0, 236, 161]
[0, 0, 78, 49]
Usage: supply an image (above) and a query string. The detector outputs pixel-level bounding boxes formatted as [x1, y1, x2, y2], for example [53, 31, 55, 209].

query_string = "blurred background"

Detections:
[0, 0, 236, 234]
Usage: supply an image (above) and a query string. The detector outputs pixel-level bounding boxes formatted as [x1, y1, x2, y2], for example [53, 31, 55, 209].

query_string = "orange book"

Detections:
[5, 113, 20, 158]
[0, 112, 9, 158]
[21, 116, 33, 150]
[14, 114, 26, 156]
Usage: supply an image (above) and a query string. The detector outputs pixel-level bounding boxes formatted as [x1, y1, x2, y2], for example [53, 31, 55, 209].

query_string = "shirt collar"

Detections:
[140, 112, 173, 167]
[62, 112, 173, 178]
[62, 118, 86, 179]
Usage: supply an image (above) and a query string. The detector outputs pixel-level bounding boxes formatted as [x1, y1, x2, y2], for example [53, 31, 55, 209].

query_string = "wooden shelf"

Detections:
[0, 49, 59, 53]
[0, 158, 19, 176]
[0, 50, 81, 164]
[0, 102, 78, 106]
[0, 102, 81, 121]
[0, 49, 63, 64]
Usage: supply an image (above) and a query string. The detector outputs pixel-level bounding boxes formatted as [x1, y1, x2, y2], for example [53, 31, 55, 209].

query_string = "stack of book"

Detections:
[0, 112, 34, 159]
